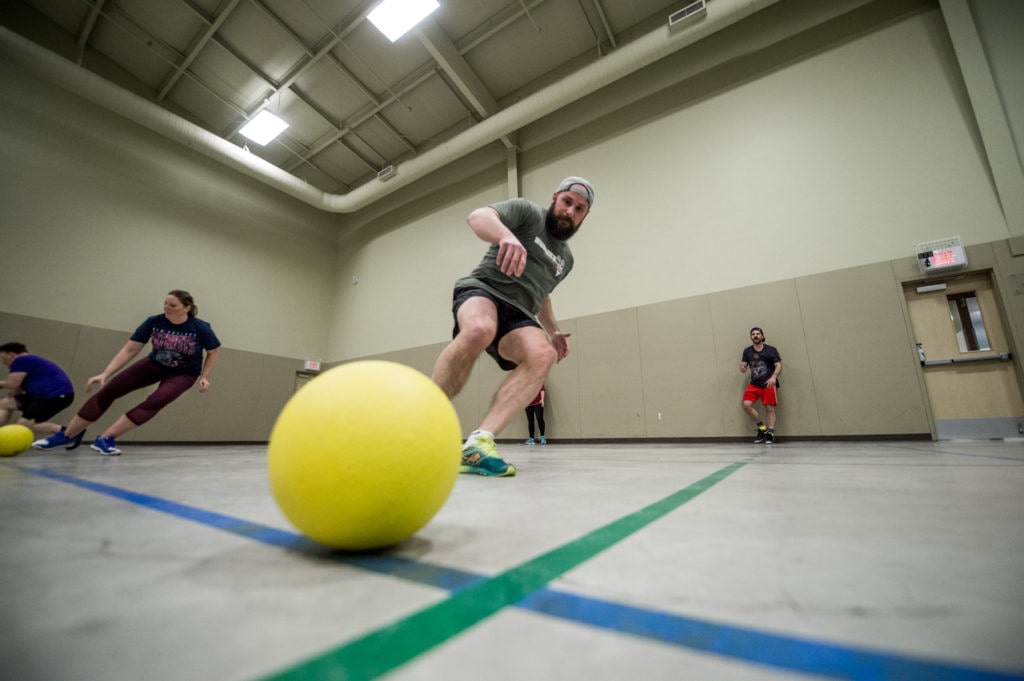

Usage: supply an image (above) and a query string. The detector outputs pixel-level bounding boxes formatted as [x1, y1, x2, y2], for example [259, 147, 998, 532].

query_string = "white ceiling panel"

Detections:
[3, 0, 710, 198]
[332, 22, 435, 99]
[165, 70, 241, 132]
[89, 16, 179, 89]
[292, 58, 376, 124]
[379, 74, 470, 146]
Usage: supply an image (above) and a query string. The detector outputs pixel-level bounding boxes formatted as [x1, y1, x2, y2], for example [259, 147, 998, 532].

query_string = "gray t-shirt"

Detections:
[455, 198, 574, 319]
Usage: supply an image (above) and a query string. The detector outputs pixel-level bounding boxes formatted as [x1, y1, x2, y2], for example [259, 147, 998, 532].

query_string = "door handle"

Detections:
[921, 352, 1012, 366]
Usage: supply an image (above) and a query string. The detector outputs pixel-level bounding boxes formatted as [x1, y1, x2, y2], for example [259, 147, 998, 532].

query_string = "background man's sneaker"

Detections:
[91, 436, 121, 456]
[765, 431, 776, 444]
[460, 434, 515, 477]
[753, 429, 767, 444]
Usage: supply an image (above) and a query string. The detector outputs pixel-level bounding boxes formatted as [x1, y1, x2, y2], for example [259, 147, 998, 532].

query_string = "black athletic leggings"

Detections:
[525, 404, 545, 438]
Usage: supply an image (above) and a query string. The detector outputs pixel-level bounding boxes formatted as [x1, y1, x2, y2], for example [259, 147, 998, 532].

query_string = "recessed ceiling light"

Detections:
[368, 0, 439, 42]
[239, 110, 289, 146]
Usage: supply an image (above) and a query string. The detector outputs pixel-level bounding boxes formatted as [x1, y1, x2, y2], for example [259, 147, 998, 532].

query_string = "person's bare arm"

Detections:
[467, 207, 527, 277]
[86, 341, 145, 392]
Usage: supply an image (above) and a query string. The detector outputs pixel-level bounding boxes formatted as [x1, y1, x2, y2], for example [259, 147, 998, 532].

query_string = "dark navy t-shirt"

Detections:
[131, 315, 221, 377]
[741, 344, 782, 389]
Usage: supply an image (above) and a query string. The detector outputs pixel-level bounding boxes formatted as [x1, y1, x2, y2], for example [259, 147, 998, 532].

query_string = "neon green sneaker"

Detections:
[460, 433, 516, 477]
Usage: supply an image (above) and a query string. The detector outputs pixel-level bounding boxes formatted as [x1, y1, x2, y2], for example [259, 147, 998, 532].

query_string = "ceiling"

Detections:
[3, 0, 687, 200]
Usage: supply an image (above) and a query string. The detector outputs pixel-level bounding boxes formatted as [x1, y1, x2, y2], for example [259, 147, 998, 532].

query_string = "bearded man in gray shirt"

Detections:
[432, 176, 595, 477]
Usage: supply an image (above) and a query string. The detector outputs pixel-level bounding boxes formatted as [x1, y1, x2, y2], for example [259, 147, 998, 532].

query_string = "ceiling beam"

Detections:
[416, 19, 513, 149]
[592, 0, 617, 49]
[282, 67, 437, 173]
[76, 0, 106, 52]
[415, 19, 497, 119]
[157, 0, 241, 101]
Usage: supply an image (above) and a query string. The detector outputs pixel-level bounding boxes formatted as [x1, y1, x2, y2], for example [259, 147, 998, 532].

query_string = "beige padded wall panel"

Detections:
[538, 318, 581, 441]
[637, 296, 722, 437]
[577, 309, 645, 438]
[0, 313, 80, 374]
[797, 262, 929, 435]
[709, 280, 815, 437]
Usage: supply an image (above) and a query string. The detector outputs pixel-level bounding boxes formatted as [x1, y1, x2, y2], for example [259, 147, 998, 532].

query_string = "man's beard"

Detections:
[545, 204, 578, 241]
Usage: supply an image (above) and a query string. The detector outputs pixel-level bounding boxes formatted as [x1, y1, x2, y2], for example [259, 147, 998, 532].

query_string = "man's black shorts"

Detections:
[452, 287, 541, 371]
[16, 393, 75, 423]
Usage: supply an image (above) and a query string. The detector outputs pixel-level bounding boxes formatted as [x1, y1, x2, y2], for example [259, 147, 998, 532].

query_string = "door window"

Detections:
[946, 292, 991, 352]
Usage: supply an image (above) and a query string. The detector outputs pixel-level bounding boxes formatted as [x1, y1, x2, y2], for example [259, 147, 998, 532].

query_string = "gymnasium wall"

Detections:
[359, 236, 1024, 441]
[326, 0, 1024, 441]
[5, 233, 1021, 443]
[2, 1, 1022, 443]
[0, 57, 340, 362]
[327, 2, 1021, 361]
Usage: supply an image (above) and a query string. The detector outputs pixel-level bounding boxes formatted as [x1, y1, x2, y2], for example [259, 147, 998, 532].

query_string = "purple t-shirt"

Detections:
[9, 355, 74, 398]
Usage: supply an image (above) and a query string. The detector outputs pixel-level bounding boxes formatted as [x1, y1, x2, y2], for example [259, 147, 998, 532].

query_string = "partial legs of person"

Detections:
[433, 296, 556, 476]
[482, 326, 554, 436]
[34, 359, 194, 455]
[0, 394, 73, 445]
[763, 403, 776, 444]
[88, 373, 195, 455]
[743, 396, 768, 443]
[458, 325, 554, 474]
[1, 396, 64, 436]
[535, 404, 546, 444]
[432, 296, 514, 475]
[0, 396, 14, 426]
[432, 296, 497, 400]
[21, 418, 63, 436]
[525, 406, 536, 445]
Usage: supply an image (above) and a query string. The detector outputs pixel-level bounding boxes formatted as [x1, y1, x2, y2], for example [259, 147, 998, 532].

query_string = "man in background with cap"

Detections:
[432, 176, 595, 476]
[739, 326, 782, 444]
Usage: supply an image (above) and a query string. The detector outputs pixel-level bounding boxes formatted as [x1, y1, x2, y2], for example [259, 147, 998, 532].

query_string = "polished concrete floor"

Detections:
[1, 440, 1023, 681]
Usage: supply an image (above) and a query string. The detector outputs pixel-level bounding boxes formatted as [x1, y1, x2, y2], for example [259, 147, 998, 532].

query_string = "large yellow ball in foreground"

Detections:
[0, 424, 35, 457]
[267, 361, 462, 550]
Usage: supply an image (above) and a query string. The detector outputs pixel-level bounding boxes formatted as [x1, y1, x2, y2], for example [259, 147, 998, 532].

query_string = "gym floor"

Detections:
[2, 440, 1022, 681]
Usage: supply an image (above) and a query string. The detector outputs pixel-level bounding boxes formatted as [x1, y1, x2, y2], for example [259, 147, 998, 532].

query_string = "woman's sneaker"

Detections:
[460, 433, 515, 477]
[91, 436, 121, 456]
[33, 429, 86, 451]
[524, 438, 535, 445]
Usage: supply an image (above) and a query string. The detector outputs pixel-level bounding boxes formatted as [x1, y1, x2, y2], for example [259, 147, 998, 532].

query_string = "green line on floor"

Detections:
[260, 461, 746, 681]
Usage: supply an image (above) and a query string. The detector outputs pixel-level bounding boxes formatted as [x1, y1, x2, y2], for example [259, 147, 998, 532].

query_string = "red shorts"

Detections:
[743, 385, 778, 406]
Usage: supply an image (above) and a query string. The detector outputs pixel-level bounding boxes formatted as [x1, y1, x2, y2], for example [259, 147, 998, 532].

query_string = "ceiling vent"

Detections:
[376, 165, 397, 182]
[669, 0, 707, 30]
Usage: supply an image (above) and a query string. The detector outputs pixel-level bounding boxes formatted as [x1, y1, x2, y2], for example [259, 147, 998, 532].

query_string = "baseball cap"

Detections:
[556, 176, 595, 208]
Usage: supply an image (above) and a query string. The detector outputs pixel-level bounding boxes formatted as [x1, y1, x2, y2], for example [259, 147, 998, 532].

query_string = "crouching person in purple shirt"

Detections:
[1, 342, 75, 438]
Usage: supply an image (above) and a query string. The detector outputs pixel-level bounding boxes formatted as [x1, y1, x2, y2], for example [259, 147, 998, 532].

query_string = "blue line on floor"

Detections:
[520, 589, 1024, 681]
[12, 463, 1024, 681]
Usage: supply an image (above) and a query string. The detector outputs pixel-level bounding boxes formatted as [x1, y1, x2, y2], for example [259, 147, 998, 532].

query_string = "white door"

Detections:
[905, 271, 1024, 439]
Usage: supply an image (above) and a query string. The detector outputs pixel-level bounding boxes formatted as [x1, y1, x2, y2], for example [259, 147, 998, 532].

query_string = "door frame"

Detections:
[899, 267, 1024, 440]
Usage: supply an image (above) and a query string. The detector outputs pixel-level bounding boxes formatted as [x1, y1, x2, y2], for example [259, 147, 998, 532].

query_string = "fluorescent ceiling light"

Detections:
[239, 110, 289, 146]
[368, 0, 439, 42]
